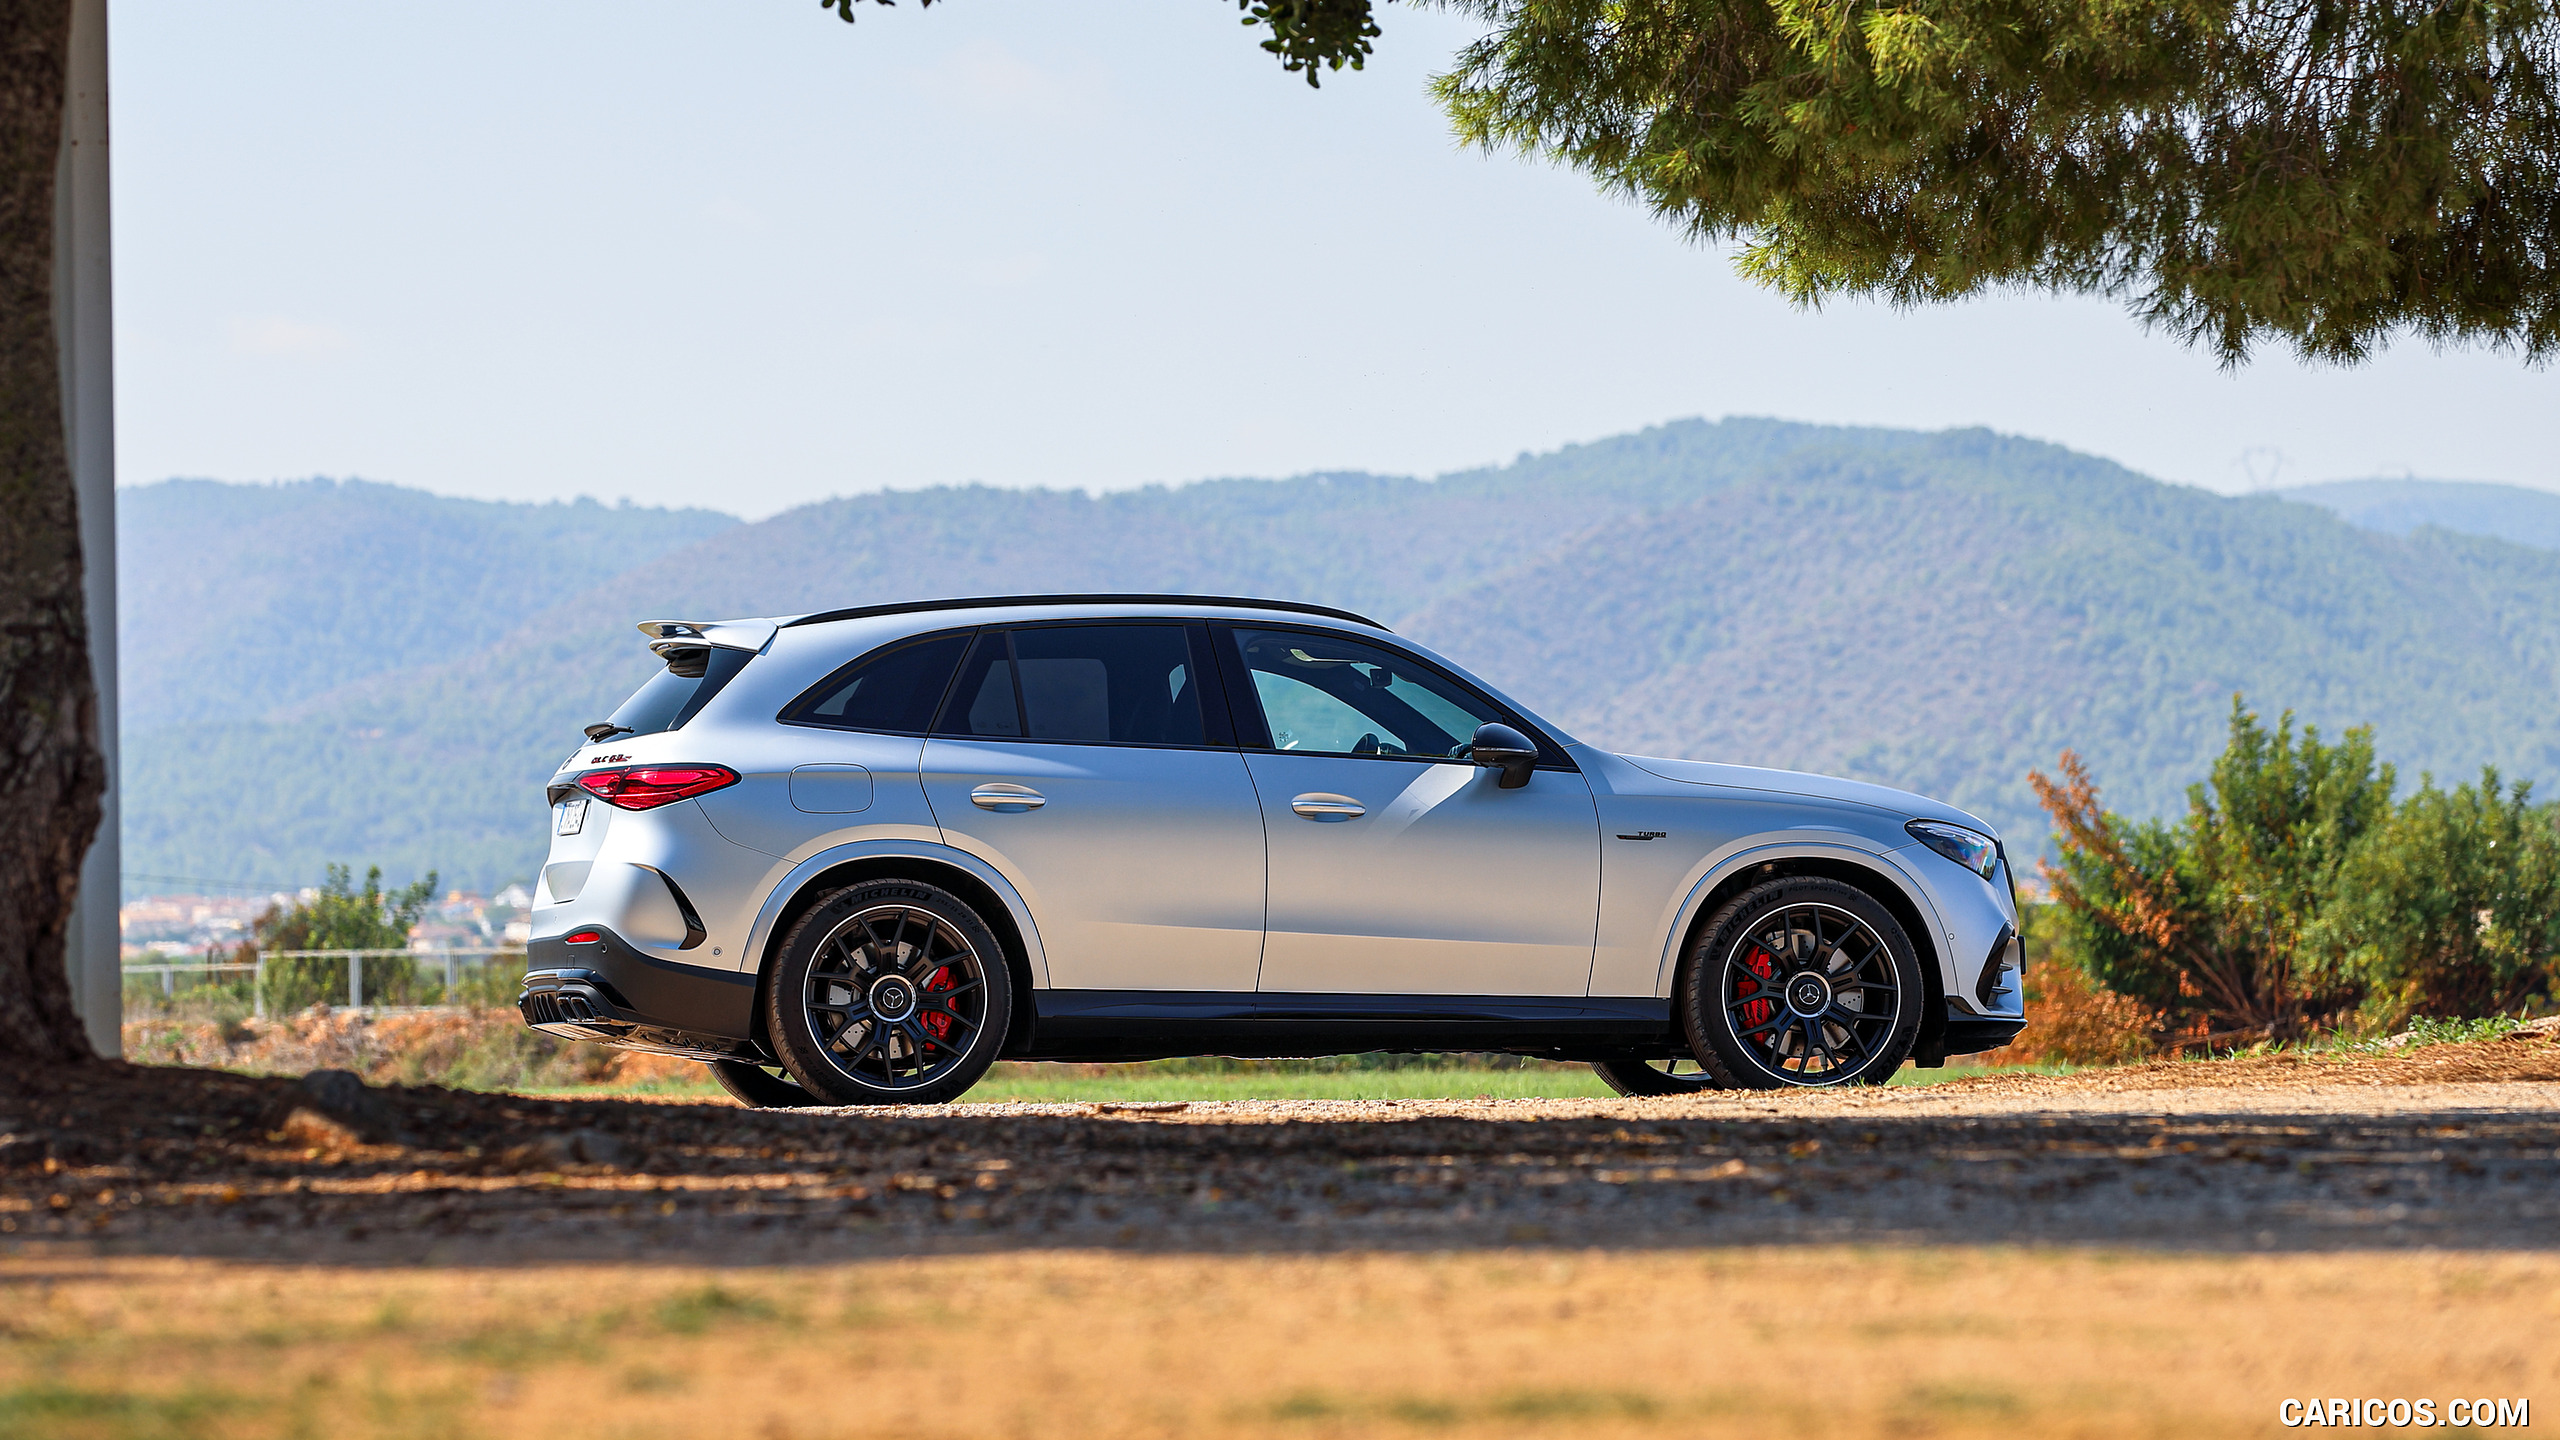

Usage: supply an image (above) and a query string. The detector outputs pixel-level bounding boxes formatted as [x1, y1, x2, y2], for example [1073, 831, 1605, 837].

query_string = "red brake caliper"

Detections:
[1738, 945, 1777, 1049]
[918, 966, 958, 1048]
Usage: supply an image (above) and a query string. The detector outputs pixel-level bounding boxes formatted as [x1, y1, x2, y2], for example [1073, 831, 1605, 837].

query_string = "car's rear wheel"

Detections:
[708, 1059, 821, 1108]
[764, 879, 1014, 1106]
[1590, 1057, 1720, 1096]
[1680, 877, 1923, 1089]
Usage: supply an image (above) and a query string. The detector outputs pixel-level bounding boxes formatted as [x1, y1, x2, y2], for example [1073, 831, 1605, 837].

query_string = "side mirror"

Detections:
[1467, 722, 1540, 790]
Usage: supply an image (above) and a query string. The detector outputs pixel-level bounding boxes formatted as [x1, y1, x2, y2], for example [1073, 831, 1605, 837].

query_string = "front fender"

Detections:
[739, 837, 1054, 988]
[1615, 838, 1955, 1003]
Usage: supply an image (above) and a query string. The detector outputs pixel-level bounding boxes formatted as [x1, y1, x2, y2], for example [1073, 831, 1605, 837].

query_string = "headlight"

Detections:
[1906, 819, 1999, 881]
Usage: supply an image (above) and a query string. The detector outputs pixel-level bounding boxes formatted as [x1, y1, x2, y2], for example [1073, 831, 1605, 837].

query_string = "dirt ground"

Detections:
[4, 1036, 2556, 1437]
[6, 1034, 2557, 1261]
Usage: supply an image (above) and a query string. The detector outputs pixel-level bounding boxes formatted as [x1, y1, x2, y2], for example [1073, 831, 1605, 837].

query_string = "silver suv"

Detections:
[519, 596, 2025, 1104]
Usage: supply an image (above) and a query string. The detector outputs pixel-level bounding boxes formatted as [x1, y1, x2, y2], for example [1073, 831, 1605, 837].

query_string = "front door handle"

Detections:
[970, 783, 1046, 812]
[1290, 793, 1364, 820]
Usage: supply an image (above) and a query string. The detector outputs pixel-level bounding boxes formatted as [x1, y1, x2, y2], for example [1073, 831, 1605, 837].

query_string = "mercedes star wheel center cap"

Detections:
[870, 975, 918, 1022]
[1786, 972, 1833, 1016]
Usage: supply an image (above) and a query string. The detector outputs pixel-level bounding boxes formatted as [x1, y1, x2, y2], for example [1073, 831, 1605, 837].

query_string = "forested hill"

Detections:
[120, 421, 2560, 893]
[119, 479, 736, 731]
[2277, 478, 2560, 553]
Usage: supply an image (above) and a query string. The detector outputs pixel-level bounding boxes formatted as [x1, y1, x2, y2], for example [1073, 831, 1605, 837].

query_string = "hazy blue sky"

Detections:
[115, 1, 2560, 518]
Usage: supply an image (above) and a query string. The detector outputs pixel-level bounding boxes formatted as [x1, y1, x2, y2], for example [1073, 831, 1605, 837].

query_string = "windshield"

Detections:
[599, 646, 753, 739]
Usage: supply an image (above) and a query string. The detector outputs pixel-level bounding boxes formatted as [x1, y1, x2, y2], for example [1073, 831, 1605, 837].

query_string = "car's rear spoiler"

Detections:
[635, 618, 777, 661]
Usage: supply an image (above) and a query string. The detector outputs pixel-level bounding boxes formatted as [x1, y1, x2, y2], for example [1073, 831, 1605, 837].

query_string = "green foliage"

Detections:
[2326, 1014, 2524, 1052]
[1238, 0, 1383, 84]
[1432, 0, 2560, 364]
[2036, 700, 2392, 1036]
[2041, 706, 2560, 1037]
[2308, 770, 2560, 1021]
[244, 864, 438, 1012]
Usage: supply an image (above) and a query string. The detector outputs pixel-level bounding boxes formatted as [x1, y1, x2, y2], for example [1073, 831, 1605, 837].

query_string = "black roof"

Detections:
[783, 593, 1387, 631]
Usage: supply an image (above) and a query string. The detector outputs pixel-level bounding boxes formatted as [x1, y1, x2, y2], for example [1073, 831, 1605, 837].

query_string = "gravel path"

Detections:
[6, 1039, 2557, 1264]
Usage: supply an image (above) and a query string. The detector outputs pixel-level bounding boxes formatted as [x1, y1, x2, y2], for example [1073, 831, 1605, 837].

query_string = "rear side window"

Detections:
[942, 631, 1023, 738]
[935, 624, 1205, 746]
[781, 630, 972, 735]
[603, 646, 755, 739]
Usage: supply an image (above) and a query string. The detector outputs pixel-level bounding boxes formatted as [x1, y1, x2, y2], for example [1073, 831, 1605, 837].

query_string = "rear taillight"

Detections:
[574, 764, 740, 811]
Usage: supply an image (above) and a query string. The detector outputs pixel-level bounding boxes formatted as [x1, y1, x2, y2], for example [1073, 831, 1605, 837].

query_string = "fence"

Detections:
[121, 949, 529, 1019]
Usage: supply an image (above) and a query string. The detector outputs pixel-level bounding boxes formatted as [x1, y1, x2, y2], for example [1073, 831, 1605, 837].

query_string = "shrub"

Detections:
[235, 864, 437, 1011]
[1978, 902, 2161, 1066]
[2030, 699, 2389, 1042]
[1981, 956, 2161, 1067]
[2306, 770, 2560, 1026]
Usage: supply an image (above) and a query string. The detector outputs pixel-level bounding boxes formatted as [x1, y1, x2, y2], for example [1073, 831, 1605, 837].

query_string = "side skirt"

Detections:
[1013, 990, 1677, 1063]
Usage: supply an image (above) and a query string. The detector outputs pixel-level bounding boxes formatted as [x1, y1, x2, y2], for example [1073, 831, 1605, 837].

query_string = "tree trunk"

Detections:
[0, 0, 104, 1064]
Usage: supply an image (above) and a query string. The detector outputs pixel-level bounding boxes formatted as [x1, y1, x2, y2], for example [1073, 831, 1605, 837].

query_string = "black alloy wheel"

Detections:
[1590, 1057, 1721, 1096]
[708, 1059, 821, 1108]
[764, 879, 1014, 1106]
[1680, 877, 1923, 1089]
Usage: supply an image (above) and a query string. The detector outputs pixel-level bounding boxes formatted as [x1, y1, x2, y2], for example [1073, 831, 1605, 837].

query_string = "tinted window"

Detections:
[942, 630, 1023, 738]
[602, 646, 753, 739]
[1232, 628, 1503, 760]
[935, 625, 1205, 746]
[782, 631, 971, 734]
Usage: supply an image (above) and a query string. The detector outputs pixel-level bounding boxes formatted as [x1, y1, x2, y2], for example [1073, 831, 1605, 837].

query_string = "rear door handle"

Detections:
[1290, 793, 1364, 819]
[970, 783, 1046, 812]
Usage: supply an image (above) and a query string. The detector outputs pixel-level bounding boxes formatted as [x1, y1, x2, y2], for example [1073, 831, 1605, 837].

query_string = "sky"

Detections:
[113, 0, 2560, 520]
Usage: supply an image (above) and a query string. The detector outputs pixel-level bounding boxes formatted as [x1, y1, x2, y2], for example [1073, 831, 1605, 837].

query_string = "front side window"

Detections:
[934, 624, 1205, 746]
[780, 630, 972, 735]
[1231, 628, 1505, 760]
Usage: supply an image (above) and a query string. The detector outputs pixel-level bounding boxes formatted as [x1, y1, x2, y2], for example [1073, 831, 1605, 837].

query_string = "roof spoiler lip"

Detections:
[636, 618, 778, 654]
[777, 593, 1388, 631]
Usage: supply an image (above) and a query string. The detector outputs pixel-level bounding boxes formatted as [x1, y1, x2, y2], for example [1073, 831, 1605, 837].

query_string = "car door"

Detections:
[919, 622, 1267, 992]
[1222, 625, 1602, 997]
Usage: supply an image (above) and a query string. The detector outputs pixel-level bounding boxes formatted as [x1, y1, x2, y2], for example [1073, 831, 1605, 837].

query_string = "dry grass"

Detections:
[6, 1041, 2557, 1437]
[117, 1008, 707, 1093]
[3, 1247, 2553, 1439]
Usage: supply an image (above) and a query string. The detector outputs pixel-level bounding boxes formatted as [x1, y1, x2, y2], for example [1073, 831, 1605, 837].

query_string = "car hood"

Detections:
[1608, 752, 1995, 835]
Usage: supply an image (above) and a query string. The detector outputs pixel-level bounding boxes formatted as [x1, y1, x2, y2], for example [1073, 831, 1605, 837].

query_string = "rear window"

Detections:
[603, 646, 754, 739]
[780, 630, 973, 735]
[935, 624, 1205, 746]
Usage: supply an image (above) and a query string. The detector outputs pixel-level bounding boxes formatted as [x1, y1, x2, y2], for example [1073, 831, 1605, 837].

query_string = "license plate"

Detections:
[555, 797, 589, 836]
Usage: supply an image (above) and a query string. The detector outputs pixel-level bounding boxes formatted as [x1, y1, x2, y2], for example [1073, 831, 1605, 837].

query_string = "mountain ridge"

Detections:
[119, 421, 2560, 893]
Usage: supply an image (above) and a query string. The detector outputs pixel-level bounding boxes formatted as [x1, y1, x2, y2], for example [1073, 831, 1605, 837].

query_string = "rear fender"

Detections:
[741, 838, 1052, 989]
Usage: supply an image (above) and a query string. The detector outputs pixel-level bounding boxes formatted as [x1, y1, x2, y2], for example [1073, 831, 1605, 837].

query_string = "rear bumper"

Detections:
[517, 926, 762, 1061]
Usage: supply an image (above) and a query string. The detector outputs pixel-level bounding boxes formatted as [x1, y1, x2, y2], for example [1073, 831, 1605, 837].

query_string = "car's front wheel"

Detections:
[764, 879, 1014, 1106]
[1680, 877, 1923, 1089]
